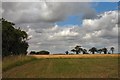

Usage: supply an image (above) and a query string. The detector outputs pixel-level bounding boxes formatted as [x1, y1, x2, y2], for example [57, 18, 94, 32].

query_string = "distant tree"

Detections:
[89, 47, 97, 54]
[37, 50, 50, 55]
[71, 49, 76, 53]
[2, 18, 29, 57]
[108, 52, 111, 54]
[75, 45, 81, 54]
[102, 48, 108, 54]
[65, 51, 69, 54]
[82, 49, 88, 54]
[97, 49, 102, 54]
[36, 52, 40, 55]
[111, 47, 114, 54]
[71, 45, 82, 54]
[30, 51, 36, 55]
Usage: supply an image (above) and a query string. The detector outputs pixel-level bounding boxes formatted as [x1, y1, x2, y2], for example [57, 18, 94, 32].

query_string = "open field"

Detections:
[2, 54, 119, 78]
[29, 54, 119, 58]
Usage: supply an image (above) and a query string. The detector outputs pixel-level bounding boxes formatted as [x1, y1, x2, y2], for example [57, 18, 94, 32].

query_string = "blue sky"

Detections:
[92, 2, 118, 13]
[56, 2, 118, 26]
[56, 15, 82, 26]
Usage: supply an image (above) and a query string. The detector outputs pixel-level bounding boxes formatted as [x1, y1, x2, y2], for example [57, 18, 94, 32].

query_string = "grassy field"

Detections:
[2, 54, 119, 78]
[2, 55, 37, 72]
[29, 54, 119, 58]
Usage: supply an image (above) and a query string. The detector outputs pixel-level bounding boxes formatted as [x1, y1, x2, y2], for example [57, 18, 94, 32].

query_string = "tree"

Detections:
[2, 18, 29, 57]
[102, 48, 108, 54]
[82, 49, 88, 54]
[89, 47, 97, 54]
[97, 49, 102, 54]
[71, 45, 82, 54]
[37, 50, 50, 55]
[65, 51, 69, 54]
[111, 47, 114, 54]
[30, 51, 36, 55]
[71, 49, 76, 53]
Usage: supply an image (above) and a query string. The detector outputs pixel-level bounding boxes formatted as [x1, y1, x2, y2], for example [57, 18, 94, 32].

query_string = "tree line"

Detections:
[30, 50, 50, 55]
[2, 18, 50, 57]
[65, 45, 115, 54]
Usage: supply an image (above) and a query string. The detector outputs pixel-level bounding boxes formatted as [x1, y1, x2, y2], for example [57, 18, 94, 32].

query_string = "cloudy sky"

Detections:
[2, 2, 119, 54]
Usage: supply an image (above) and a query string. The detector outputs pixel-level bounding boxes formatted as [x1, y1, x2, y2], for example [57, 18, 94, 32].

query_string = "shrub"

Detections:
[30, 51, 36, 55]
[37, 50, 50, 55]
[29, 50, 50, 55]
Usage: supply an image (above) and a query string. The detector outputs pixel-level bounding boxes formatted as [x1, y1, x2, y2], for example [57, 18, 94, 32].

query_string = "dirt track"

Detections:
[28, 54, 119, 59]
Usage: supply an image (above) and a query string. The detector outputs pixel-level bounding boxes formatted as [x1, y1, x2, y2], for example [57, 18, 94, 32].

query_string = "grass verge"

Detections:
[2, 55, 37, 72]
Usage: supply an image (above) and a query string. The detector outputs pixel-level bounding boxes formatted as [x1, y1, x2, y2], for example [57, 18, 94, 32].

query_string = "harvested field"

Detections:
[2, 54, 119, 78]
[28, 54, 119, 59]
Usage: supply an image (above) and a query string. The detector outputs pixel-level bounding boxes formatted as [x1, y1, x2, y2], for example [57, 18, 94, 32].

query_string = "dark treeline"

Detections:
[66, 45, 115, 54]
[30, 50, 50, 55]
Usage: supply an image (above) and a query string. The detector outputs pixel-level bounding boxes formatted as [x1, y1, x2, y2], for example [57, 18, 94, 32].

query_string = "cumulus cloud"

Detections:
[2, 2, 118, 53]
[25, 10, 118, 53]
[82, 11, 118, 39]
[2, 2, 96, 23]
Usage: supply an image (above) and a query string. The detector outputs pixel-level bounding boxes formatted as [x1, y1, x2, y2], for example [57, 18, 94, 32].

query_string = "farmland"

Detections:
[2, 54, 119, 78]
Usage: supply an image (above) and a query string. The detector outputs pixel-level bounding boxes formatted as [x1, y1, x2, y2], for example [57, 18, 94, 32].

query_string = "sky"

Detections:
[2, 2, 119, 54]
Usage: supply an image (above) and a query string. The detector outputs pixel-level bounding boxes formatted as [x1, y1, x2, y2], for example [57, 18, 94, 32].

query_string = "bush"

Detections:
[30, 51, 36, 55]
[37, 50, 50, 55]
[29, 50, 50, 55]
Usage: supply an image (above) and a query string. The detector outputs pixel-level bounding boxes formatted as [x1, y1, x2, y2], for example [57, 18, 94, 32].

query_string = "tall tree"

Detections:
[82, 49, 88, 54]
[2, 18, 29, 57]
[102, 48, 108, 54]
[110, 47, 114, 54]
[89, 47, 97, 54]
[71, 45, 82, 54]
[65, 51, 69, 54]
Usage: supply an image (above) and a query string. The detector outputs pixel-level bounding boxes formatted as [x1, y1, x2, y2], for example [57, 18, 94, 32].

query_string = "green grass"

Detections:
[2, 55, 37, 72]
[2, 56, 119, 78]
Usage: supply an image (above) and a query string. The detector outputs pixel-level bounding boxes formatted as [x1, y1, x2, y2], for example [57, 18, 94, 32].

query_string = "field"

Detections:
[2, 54, 119, 78]
[28, 54, 119, 58]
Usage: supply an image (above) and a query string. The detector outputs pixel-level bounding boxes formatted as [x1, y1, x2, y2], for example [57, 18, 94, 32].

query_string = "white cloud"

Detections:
[25, 10, 118, 53]
[2, 2, 118, 53]
[2, 2, 96, 23]
[48, 27, 79, 40]
[26, 10, 118, 53]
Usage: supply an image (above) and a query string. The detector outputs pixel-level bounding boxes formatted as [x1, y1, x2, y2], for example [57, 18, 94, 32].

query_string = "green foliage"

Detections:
[71, 45, 82, 54]
[82, 49, 88, 54]
[30, 50, 50, 55]
[111, 47, 114, 54]
[65, 51, 69, 54]
[89, 47, 97, 54]
[2, 18, 29, 57]
[102, 48, 108, 54]
[30, 51, 36, 55]
[37, 50, 50, 55]
[97, 49, 103, 54]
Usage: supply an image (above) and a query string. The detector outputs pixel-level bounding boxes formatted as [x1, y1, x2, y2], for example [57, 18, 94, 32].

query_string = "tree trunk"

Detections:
[76, 51, 79, 54]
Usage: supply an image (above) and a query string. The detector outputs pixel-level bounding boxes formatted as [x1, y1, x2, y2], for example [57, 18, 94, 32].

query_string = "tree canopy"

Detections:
[110, 47, 114, 54]
[30, 50, 50, 55]
[2, 18, 29, 57]
[71, 45, 83, 54]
